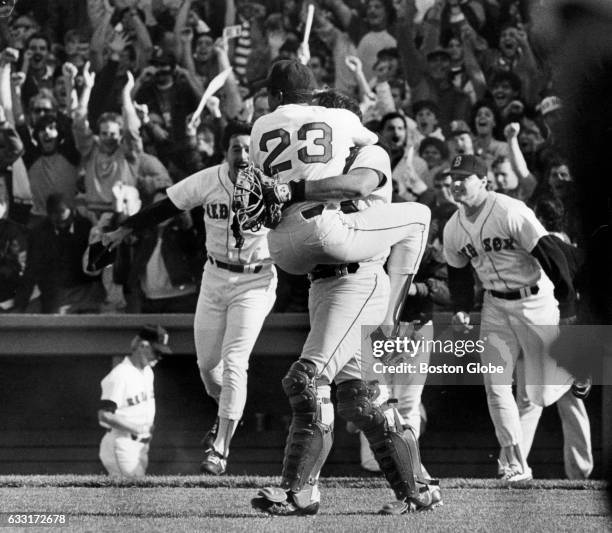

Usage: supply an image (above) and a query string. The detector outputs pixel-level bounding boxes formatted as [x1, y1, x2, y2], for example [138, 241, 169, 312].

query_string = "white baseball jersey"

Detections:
[250, 104, 378, 213]
[350, 144, 393, 210]
[167, 162, 271, 265]
[443, 191, 548, 291]
[99, 356, 155, 430]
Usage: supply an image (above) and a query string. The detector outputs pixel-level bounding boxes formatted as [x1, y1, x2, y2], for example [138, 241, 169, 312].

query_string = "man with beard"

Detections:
[134, 49, 201, 168]
[24, 114, 80, 220]
[378, 112, 429, 202]
[102, 121, 277, 477]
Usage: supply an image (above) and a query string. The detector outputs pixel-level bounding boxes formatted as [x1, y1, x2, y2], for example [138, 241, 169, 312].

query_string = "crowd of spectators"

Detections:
[0, 0, 579, 315]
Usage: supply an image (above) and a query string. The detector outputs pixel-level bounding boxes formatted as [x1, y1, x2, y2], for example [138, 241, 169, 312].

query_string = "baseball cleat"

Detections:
[379, 483, 443, 515]
[201, 417, 219, 450]
[200, 448, 227, 475]
[571, 378, 592, 400]
[251, 487, 319, 516]
[498, 460, 533, 483]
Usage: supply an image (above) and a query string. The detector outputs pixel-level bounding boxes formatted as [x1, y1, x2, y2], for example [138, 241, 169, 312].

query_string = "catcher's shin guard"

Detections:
[280, 360, 334, 499]
[336, 380, 429, 501]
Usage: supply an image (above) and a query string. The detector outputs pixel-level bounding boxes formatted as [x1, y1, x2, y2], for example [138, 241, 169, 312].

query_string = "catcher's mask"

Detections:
[232, 164, 267, 232]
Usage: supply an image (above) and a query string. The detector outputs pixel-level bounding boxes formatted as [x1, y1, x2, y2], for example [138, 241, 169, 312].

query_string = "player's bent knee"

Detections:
[336, 379, 385, 431]
[282, 359, 318, 414]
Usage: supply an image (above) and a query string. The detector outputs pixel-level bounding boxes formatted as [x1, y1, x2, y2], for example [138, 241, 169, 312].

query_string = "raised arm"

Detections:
[121, 71, 143, 159]
[345, 55, 375, 101]
[320, 0, 353, 31]
[395, 0, 428, 88]
[173, 0, 193, 60]
[73, 61, 96, 157]
[460, 26, 487, 101]
[0, 47, 18, 124]
[503, 122, 536, 199]
[214, 37, 243, 120]
[128, 8, 154, 71]
[89, 7, 113, 72]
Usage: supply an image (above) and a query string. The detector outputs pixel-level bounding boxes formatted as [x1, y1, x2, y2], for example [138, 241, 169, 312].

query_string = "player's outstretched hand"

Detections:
[101, 227, 133, 250]
[451, 311, 472, 334]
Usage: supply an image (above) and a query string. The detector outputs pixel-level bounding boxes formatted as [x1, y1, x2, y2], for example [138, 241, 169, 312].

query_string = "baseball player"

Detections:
[102, 121, 277, 476]
[252, 89, 440, 516]
[98, 325, 171, 477]
[443, 155, 592, 481]
[247, 59, 431, 331]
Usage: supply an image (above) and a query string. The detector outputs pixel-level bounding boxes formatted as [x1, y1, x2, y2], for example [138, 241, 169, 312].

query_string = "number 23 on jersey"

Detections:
[259, 122, 332, 175]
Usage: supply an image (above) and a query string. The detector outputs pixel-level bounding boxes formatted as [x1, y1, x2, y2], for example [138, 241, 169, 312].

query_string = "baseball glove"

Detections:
[232, 164, 283, 231]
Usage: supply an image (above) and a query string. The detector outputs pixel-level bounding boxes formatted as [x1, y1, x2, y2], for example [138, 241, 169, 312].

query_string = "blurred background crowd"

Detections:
[0, 0, 578, 315]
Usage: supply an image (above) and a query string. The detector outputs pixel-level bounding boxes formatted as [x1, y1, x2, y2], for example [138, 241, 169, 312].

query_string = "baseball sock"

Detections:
[213, 417, 239, 458]
[382, 273, 414, 326]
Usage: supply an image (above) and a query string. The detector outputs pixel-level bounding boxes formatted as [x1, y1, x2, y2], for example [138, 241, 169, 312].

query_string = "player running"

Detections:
[443, 155, 592, 481]
[102, 122, 277, 476]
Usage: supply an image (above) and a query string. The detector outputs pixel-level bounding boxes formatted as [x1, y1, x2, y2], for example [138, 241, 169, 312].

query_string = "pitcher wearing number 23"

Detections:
[250, 104, 377, 184]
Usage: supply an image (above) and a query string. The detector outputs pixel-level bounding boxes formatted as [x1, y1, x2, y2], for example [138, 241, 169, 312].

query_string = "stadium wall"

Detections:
[0, 314, 607, 478]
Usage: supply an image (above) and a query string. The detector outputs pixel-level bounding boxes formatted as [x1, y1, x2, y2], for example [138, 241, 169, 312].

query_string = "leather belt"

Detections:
[131, 434, 152, 443]
[309, 263, 360, 281]
[302, 201, 359, 220]
[301, 204, 325, 219]
[208, 255, 263, 274]
[106, 429, 151, 443]
[489, 285, 539, 300]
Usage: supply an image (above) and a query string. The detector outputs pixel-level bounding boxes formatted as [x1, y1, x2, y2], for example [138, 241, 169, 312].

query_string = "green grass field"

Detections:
[0, 476, 609, 532]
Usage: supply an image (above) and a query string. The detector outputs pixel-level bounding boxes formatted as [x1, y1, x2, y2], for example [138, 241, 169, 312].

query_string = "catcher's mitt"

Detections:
[232, 164, 282, 232]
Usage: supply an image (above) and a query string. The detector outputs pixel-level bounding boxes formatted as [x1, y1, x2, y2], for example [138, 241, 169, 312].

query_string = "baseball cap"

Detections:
[448, 120, 472, 137]
[139, 325, 172, 355]
[538, 96, 562, 116]
[150, 46, 175, 69]
[444, 154, 487, 179]
[266, 59, 316, 95]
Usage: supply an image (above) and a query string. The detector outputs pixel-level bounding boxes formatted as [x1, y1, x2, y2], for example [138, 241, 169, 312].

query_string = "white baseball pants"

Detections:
[478, 281, 577, 468]
[301, 262, 390, 385]
[516, 358, 593, 479]
[389, 320, 433, 438]
[268, 203, 430, 276]
[194, 262, 277, 420]
[99, 431, 149, 477]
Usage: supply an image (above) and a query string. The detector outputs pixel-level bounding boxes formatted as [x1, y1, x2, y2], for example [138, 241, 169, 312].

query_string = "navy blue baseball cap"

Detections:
[445, 154, 488, 179]
[139, 325, 172, 355]
[266, 59, 316, 96]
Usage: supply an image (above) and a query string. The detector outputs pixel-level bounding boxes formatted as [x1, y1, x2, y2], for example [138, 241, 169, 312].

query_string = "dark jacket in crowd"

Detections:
[15, 213, 96, 312]
[122, 218, 203, 291]
[0, 218, 28, 304]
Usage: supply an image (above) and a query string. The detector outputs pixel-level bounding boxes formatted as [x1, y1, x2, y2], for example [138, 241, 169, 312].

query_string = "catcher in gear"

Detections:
[249, 88, 440, 516]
